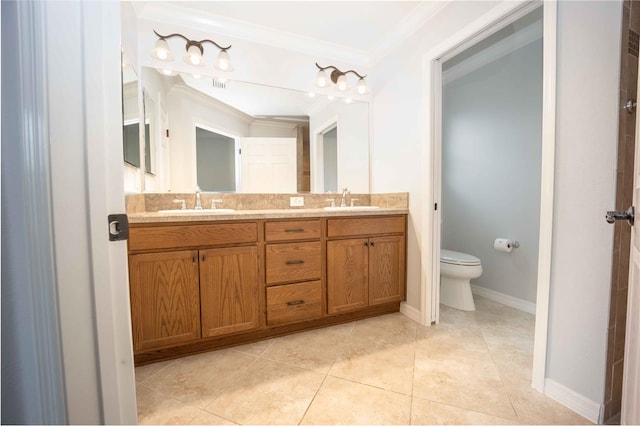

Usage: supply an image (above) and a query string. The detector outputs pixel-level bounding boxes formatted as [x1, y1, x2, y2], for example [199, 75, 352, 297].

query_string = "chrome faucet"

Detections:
[194, 186, 202, 210]
[340, 188, 349, 208]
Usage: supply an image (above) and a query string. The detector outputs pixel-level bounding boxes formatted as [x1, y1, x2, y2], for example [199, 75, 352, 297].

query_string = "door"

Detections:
[129, 250, 201, 351]
[199, 246, 260, 337]
[622, 86, 640, 424]
[239, 137, 297, 193]
[327, 238, 369, 314]
[369, 235, 406, 306]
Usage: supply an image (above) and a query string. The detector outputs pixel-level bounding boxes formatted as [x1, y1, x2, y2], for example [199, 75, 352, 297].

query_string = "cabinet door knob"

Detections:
[370, 241, 375, 247]
[201, 255, 206, 262]
[192, 255, 196, 263]
[364, 242, 369, 247]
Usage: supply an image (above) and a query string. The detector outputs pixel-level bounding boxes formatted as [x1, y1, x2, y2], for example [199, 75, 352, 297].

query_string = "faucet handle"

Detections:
[350, 198, 359, 207]
[325, 198, 336, 208]
[211, 199, 223, 209]
[172, 199, 186, 210]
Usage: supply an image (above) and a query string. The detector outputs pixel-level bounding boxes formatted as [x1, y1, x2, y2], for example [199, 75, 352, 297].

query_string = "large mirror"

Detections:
[137, 67, 370, 194]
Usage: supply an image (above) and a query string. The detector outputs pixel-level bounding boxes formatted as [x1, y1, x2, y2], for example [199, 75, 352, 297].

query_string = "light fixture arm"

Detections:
[153, 30, 232, 53]
[315, 62, 367, 82]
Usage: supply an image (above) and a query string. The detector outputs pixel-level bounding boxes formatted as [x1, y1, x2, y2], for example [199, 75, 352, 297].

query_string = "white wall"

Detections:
[371, 1, 504, 309]
[442, 38, 542, 303]
[546, 0, 621, 404]
[168, 85, 252, 192]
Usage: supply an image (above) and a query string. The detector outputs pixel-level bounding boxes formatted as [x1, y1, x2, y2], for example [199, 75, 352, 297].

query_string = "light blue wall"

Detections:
[442, 36, 543, 303]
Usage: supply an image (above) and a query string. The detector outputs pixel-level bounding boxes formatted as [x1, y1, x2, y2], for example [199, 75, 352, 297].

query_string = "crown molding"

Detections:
[369, 1, 449, 65]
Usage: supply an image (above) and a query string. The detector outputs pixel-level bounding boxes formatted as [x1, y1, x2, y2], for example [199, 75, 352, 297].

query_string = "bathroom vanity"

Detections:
[127, 205, 407, 365]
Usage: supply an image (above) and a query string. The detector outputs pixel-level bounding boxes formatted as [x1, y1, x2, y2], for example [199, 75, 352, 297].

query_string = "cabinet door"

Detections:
[200, 246, 259, 337]
[129, 250, 200, 351]
[327, 238, 368, 314]
[369, 235, 406, 306]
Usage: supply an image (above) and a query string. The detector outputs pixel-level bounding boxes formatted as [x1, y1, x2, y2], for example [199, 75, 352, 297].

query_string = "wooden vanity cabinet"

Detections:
[128, 214, 406, 365]
[128, 221, 260, 352]
[326, 216, 406, 314]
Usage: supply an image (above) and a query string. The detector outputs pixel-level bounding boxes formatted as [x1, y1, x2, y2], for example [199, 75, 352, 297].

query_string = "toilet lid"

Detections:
[440, 249, 481, 266]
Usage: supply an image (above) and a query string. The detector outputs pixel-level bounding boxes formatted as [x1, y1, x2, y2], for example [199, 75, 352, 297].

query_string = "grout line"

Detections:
[297, 372, 329, 425]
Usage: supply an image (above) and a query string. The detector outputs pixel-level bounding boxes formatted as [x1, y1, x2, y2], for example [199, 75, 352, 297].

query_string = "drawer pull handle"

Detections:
[287, 300, 306, 306]
[286, 260, 305, 265]
[284, 229, 305, 233]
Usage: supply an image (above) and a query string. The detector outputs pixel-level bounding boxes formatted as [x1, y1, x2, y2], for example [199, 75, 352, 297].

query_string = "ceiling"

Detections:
[131, 1, 447, 66]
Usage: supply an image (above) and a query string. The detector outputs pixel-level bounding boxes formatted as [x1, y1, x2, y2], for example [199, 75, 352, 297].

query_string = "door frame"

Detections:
[421, 0, 556, 392]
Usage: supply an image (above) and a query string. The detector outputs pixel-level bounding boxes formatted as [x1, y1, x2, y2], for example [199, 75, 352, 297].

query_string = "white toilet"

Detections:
[440, 249, 483, 311]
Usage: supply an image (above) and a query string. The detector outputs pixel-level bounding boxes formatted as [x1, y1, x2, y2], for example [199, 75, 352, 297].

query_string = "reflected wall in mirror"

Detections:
[143, 90, 155, 175]
[122, 56, 141, 168]
[138, 66, 370, 194]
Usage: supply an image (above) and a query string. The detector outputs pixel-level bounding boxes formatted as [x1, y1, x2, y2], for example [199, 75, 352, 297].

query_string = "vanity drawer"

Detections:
[327, 216, 406, 238]
[129, 222, 258, 252]
[266, 281, 322, 326]
[265, 219, 321, 242]
[265, 241, 321, 284]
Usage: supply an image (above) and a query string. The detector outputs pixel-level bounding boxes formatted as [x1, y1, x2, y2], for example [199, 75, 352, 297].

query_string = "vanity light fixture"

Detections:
[315, 63, 368, 94]
[151, 30, 234, 72]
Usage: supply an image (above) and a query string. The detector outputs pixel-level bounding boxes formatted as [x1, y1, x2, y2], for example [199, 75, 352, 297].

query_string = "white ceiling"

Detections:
[131, 1, 447, 66]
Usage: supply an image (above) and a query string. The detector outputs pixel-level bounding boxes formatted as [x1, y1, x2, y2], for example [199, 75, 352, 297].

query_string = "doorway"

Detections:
[424, 1, 557, 393]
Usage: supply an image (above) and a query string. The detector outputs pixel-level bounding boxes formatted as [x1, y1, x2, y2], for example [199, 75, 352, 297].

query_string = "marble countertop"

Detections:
[128, 207, 409, 224]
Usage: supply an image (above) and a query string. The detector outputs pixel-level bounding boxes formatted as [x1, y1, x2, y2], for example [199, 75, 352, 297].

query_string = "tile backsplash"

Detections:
[125, 192, 408, 213]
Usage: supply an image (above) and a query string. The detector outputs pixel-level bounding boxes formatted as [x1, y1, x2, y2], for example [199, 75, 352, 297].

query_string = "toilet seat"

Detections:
[440, 249, 481, 266]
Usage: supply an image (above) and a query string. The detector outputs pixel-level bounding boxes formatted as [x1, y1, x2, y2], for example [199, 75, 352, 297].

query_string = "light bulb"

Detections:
[184, 45, 203, 66]
[215, 50, 233, 72]
[308, 92, 316, 98]
[156, 68, 177, 76]
[336, 74, 349, 91]
[344, 98, 353, 104]
[328, 95, 335, 101]
[316, 69, 328, 87]
[151, 38, 173, 61]
[356, 78, 368, 94]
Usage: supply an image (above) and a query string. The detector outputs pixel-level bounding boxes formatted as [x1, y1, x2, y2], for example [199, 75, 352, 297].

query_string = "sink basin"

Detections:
[323, 206, 381, 211]
[157, 209, 236, 214]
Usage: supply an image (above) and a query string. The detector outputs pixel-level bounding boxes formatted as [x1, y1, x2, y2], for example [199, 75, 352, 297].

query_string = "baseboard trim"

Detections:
[471, 284, 536, 314]
[400, 302, 423, 323]
[544, 378, 603, 424]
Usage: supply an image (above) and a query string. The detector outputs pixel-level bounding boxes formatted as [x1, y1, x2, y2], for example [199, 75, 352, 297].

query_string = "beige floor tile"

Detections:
[135, 359, 174, 383]
[329, 339, 415, 395]
[136, 383, 201, 425]
[416, 325, 493, 362]
[349, 312, 418, 347]
[261, 328, 347, 373]
[325, 321, 356, 336]
[413, 350, 500, 380]
[143, 349, 258, 409]
[411, 397, 515, 425]
[413, 357, 517, 420]
[506, 379, 594, 425]
[188, 410, 237, 425]
[300, 376, 411, 425]
[232, 338, 275, 357]
[438, 304, 481, 330]
[204, 358, 325, 425]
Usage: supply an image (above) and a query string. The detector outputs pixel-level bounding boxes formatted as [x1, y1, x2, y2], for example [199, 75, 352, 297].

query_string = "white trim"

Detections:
[422, 0, 553, 395]
[443, 17, 542, 85]
[532, 0, 557, 393]
[544, 378, 603, 424]
[400, 302, 422, 323]
[470, 285, 536, 314]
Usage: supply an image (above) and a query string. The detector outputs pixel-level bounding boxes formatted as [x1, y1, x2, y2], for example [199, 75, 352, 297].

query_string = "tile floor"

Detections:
[135, 297, 593, 425]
